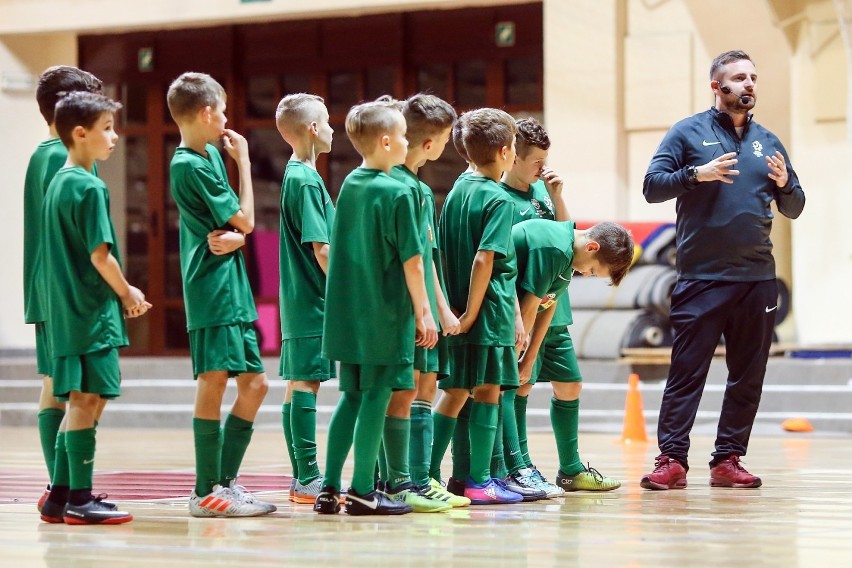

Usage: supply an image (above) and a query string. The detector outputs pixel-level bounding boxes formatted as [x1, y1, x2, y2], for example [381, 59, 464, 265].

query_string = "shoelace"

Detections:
[93, 493, 110, 503]
[585, 464, 605, 483]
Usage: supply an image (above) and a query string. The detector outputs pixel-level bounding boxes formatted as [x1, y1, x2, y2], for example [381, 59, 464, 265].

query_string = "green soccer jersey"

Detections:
[499, 179, 572, 326]
[41, 166, 128, 357]
[322, 167, 423, 365]
[390, 165, 442, 330]
[279, 161, 335, 339]
[439, 174, 517, 347]
[512, 219, 575, 313]
[169, 144, 258, 330]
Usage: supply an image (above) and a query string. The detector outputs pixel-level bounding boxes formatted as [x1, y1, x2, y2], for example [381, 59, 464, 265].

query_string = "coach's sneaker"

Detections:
[710, 455, 762, 488]
[424, 478, 471, 507]
[503, 471, 547, 501]
[640, 455, 688, 490]
[528, 466, 564, 498]
[189, 484, 269, 517]
[464, 478, 524, 505]
[446, 476, 466, 497]
[291, 477, 323, 504]
[64, 495, 132, 525]
[386, 482, 452, 513]
[313, 486, 342, 514]
[557, 464, 621, 492]
[345, 488, 412, 516]
[227, 480, 277, 514]
[37, 485, 50, 513]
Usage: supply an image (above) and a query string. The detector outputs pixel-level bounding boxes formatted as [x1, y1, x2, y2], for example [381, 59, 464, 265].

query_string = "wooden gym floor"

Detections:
[1, 426, 851, 567]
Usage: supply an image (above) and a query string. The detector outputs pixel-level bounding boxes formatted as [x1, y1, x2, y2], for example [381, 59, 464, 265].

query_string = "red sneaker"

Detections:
[710, 455, 762, 488]
[640, 455, 688, 490]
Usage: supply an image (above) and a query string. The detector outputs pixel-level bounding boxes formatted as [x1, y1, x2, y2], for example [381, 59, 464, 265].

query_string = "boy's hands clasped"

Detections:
[121, 286, 152, 318]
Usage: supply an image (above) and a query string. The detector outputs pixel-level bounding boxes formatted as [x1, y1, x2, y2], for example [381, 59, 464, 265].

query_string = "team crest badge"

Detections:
[752, 140, 763, 158]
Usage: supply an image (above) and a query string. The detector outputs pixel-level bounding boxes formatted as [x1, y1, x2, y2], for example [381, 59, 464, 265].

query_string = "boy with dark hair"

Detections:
[40, 91, 149, 525]
[314, 99, 438, 516]
[274, 93, 336, 504]
[24, 66, 103, 511]
[167, 72, 275, 517]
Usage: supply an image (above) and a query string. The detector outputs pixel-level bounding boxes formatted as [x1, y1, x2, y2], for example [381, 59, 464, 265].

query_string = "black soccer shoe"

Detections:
[344, 488, 412, 516]
[313, 486, 342, 514]
[63, 496, 132, 525]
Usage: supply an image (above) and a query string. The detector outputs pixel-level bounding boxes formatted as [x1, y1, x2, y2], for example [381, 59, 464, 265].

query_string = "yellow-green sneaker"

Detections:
[387, 482, 452, 513]
[425, 478, 471, 508]
[556, 464, 621, 492]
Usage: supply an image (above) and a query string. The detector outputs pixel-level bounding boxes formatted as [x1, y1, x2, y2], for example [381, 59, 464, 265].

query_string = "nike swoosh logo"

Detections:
[765, 306, 778, 313]
[83, 458, 95, 464]
[347, 494, 378, 510]
[520, 207, 531, 215]
[557, 274, 570, 281]
[702, 140, 721, 146]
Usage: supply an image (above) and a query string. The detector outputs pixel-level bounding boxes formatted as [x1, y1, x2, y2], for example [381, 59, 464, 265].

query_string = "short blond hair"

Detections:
[275, 93, 326, 134]
[345, 99, 403, 156]
[166, 72, 225, 122]
[461, 108, 516, 166]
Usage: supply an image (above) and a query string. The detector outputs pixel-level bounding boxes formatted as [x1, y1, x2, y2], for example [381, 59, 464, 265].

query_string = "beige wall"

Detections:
[1, 0, 850, 348]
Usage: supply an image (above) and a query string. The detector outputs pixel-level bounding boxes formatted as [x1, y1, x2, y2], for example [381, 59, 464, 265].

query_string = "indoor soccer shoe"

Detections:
[710, 455, 762, 488]
[503, 472, 547, 501]
[288, 478, 296, 502]
[528, 466, 564, 498]
[37, 485, 50, 513]
[425, 478, 471, 507]
[291, 477, 324, 504]
[464, 478, 524, 505]
[344, 488, 412, 516]
[313, 486, 342, 514]
[40, 498, 66, 524]
[386, 482, 452, 513]
[557, 464, 622, 492]
[446, 476, 466, 497]
[189, 485, 269, 517]
[640, 455, 687, 490]
[63, 495, 132, 525]
[227, 480, 277, 513]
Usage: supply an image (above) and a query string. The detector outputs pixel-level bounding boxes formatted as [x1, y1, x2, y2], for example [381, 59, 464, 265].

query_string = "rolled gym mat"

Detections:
[568, 265, 676, 316]
[639, 223, 677, 267]
[570, 308, 672, 359]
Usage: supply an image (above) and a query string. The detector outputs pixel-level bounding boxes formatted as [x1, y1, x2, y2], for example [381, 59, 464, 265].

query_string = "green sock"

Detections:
[551, 398, 583, 476]
[220, 414, 254, 487]
[516, 395, 532, 467]
[469, 401, 499, 484]
[291, 391, 320, 483]
[383, 415, 411, 489]
[52, 431, 70, 489]
[451, 399, 471, 482]
[65, 428, 96, 492]
[38, 408, 64, 483]
[502, 390, 526, 474]
[322, 391, 360, 491]
[351, 387, 392, 495]
[193, 417, 222, 496]
[377, 440, 388, 484]
[282, 402, 299, 481]
[490, 401, 507, 479]
[409, 400, 433, 488]
[429, 411, 457, 481]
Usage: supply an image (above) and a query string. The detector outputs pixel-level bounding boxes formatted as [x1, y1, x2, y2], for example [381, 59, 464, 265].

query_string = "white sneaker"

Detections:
[528, 466, 565, 498]
[188, 484, 271, 518]
[227, 480, 277, 514]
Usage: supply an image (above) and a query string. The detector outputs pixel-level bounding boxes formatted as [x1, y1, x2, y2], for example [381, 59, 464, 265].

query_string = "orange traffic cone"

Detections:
[621, 373, 648, 444]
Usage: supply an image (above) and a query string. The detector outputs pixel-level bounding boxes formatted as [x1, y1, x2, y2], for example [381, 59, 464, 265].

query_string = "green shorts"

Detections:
[530, 326, 583, 384]
[338, 362, 414, 392]
[279, 337, 336, 381]
[440, 344, 519, 391]
[35, 322, 53, 376]
[414, 344, 440, 375]
[189, 322, 264, 378]
[52, 347, 121, 401]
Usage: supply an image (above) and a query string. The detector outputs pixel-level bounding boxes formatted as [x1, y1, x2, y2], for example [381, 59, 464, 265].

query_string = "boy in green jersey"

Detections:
[434, 108, 526, 504]
[512, 218, 633, 494]
[24, 66, 103, 512]
[314, 100, 438, 516]
[274, 93, 336, 504]
[40, 92, 150, 525]
[379, 94, 465, 512]
[167, 72, 275, 518]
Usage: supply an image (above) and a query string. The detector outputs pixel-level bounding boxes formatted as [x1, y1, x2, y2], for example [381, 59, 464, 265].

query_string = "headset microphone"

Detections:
[719, 85, 751, 103]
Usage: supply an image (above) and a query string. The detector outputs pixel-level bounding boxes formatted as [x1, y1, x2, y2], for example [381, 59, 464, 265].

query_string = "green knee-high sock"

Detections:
[38, 408, 64, 483]
[322, 391, 361, 490]
[220, 414, 254, 486]
[451, 399, 471, 482]
[194, 417, 222, 496]
[409, 400, 433, 488]
[65, 428, 96, 504]
[490, 401, 507, 479]
[551, 398, 583, 476]
[501, 390, 526, 475]
[291, 391, 320, 483]
[282, 402, 299, 481]
[52, 431, 70, 489]
[351, 387, 392, 495]
[429, 412, 457, 481]
[383, 415, 411, 489]
[516, 395, 532, 467]
[377, 440, 389, 484]
[469, 401, 499, 484]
